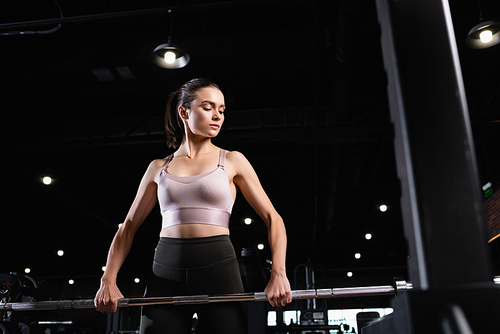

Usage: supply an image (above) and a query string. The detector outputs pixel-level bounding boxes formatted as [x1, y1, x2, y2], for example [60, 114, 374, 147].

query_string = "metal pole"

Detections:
[375, 0, 493, 291]
[0, 280, 410, 312]
[362, 0, 500, 332]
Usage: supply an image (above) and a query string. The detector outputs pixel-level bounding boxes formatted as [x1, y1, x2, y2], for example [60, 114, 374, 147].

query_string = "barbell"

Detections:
[0, 278, 412, 312]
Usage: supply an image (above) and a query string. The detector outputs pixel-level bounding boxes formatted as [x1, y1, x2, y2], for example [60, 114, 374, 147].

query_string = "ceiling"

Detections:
[1, 0, 500, 299]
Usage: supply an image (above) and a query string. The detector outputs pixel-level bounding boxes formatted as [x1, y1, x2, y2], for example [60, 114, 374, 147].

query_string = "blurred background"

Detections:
[1, 0, 500, 332]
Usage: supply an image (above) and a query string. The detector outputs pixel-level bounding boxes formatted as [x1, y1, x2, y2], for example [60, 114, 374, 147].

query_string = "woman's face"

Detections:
[181, 87, 225, 138]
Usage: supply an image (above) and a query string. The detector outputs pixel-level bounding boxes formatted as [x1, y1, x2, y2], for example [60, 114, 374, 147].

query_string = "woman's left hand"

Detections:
[264, 269, 292, 307]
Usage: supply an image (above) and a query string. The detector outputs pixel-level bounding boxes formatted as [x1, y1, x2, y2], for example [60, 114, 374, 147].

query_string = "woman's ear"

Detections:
[178, 106, 188, 119]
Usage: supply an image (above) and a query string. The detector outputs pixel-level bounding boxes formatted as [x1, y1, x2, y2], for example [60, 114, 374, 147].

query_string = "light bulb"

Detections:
[42, 176, 52, 185]
[480, 30, 493, 43]
[365, 233, 372, 240]
[257, 244, 264, 250]
[379, 204, 388, 212]
[164, 51, 176, 64]
[244, 218, 252, 225]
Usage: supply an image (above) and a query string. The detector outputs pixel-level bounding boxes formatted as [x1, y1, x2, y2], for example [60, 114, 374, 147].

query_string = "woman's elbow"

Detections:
[117, 220, 138, 240]
[267, 212, 285, 229]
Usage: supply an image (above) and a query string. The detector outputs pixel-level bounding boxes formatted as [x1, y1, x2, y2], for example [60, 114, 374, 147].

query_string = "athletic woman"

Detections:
[94, 78, 291, 333]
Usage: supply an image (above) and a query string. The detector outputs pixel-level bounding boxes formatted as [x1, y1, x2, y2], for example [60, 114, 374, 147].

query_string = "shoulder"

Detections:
[144, 158, 168, 180]
[224, 150, 256, 177]
[150, 158, 167, 169]
[225, 150, 250, 166]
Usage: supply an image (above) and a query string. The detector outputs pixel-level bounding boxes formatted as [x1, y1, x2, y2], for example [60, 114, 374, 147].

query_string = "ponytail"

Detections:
[165, 90, 184, 148]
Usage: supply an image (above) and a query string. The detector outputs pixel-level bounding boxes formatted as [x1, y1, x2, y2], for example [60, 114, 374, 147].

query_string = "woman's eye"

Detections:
[203, 107, 211, 111]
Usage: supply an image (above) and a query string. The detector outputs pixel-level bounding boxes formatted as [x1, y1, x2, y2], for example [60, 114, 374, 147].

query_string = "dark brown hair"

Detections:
[165, 78, 220, 148]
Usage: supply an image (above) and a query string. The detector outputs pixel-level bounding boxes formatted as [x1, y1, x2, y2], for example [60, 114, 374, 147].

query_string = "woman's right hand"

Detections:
[94, 279, 124, 313]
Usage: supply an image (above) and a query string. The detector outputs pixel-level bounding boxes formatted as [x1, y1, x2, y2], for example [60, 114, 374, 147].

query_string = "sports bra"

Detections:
[157, 149, 234, 230]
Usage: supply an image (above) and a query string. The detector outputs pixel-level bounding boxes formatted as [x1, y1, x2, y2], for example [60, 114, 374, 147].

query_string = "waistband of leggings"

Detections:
[158, 234, 230, 245]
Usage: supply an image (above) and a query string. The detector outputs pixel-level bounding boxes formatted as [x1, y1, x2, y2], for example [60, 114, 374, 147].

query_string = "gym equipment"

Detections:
[1, 278, 412, 312]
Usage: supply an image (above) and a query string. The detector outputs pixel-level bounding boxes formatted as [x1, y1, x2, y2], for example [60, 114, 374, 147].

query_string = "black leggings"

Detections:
[140, 235, 248, 334]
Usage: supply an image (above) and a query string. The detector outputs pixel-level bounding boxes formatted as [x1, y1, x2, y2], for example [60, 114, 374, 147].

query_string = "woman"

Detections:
[94, 78, 291, 333]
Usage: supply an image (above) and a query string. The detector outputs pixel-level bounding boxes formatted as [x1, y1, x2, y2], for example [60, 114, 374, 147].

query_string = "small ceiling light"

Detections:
[257, 244, 265, 250]
[365, 233, 372, 240]
[354, 253, 361, 259]
[102, 266, 106, 272]
[42, 176, 52, 185]
[379, 204, 388, 212]
[25, 268, 31, 274]
[57, 250, 64, 257]
[152, 37, 190, 69]
[134, 278, 140, 284]
[466, 21, 500, 49]
[466, 1, 500, 50]
[151, 10, 190, 69]
[244, 218, 252, 225]
[347, 271, 353, 277]
[68, 279, 75, 285]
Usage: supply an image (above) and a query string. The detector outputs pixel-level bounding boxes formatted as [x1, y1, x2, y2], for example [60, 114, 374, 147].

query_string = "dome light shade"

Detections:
[151, 39, 190, 69]
[466, 20, 500, 49]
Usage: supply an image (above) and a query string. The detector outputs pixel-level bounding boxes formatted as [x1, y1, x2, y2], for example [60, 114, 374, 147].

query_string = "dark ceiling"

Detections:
[1, 0, 500, 299]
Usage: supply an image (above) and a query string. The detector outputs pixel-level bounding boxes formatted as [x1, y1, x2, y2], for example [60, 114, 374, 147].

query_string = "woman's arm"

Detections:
[94, 160, 161, 313]
[228, 151, 291, 307]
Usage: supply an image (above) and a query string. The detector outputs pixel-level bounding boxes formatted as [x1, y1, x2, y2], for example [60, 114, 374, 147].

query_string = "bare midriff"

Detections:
[159, 224, 230, 238]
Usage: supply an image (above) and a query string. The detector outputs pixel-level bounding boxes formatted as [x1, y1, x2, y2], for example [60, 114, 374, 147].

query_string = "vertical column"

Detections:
[375, 0, 492, 290]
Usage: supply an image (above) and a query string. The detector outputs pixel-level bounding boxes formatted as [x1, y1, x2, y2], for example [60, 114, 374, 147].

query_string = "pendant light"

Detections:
[466, 1, 500, 49]
[151, 10, 190, 69]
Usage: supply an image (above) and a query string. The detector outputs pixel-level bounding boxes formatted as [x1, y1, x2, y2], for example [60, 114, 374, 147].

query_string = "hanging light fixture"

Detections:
[466, 1, 500, 49]
[151, 9, 190, 69]
[466, 21, 500, 49]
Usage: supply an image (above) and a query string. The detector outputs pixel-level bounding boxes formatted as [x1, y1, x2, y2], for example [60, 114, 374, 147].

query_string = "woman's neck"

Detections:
[176, 137, 216, 158]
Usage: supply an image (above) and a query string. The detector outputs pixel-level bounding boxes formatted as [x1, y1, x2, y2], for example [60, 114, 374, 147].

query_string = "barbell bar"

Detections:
[0, 279, 412, 312]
